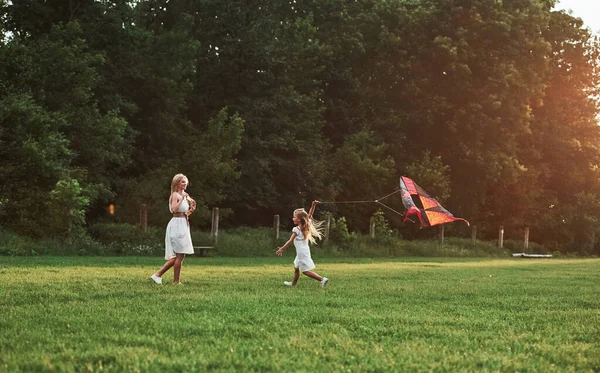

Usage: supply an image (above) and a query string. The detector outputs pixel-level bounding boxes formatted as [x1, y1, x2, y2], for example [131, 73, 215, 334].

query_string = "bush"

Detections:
[327, 216, 355, 248]
[0, 223, 553, 258]
[217, 227, 276, 257]
[317, 235, 510, 258]
[0, 229, 38, 256]
[371, 209, 398, 238]
[87, 223, 164, 256]
[501, 239, 550, 254]
[440, 237, 508, 257]
[0, 228, 104, 256]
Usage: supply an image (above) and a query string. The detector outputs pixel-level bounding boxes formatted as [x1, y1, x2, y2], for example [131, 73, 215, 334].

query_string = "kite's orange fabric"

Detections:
[400, 176, 469, 228]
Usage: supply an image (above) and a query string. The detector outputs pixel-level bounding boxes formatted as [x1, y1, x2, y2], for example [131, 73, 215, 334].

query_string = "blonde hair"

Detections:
[170, 173, 188, 194]
[294, 208, 324, 245]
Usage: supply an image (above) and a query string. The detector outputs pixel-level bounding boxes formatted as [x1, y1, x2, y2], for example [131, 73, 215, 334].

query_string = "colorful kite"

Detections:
[399, 176, 469, 228]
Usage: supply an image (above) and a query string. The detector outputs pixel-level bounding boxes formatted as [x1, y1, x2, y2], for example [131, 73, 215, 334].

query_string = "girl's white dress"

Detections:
[292, 226, 316, 272]
[164, 197, 194, 260]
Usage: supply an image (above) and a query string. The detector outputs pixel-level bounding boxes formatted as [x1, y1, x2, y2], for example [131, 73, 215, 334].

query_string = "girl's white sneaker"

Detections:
[320, 278, 329, 287]
[283, 281, 293, 286]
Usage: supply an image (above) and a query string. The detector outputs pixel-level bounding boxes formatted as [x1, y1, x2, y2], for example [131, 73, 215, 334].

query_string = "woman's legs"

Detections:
[172, 253, 185, 284]
[155, 258, 175, 277]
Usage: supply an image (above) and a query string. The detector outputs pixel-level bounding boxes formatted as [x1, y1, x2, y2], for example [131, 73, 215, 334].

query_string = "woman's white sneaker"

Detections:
[320, 278, 329, 287]
[283, 281, 294, 286]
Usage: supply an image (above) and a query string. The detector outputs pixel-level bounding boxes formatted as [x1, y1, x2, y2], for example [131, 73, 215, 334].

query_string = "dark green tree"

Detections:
[522, 9, 600, 252]
[0, 18, 130, 236]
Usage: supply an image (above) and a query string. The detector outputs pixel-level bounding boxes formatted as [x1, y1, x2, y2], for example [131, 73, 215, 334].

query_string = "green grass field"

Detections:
[1, 256, 598, 372]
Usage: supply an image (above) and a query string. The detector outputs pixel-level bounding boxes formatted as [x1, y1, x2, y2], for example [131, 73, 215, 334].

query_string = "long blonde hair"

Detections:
[170, 173, 188, 194]
[294, 208, 324, 245]
[170, 173, 196, 208]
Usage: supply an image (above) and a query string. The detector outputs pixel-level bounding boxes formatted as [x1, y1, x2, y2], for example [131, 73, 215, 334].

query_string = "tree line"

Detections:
[1, 0, 599, 253]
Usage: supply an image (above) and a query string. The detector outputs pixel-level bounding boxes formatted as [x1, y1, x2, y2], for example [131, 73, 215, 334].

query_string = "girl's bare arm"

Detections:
[275, 232, 297, 256]
[308, 200, 319, 219]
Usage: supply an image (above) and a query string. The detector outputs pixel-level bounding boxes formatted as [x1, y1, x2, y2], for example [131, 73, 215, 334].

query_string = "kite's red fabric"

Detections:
[400, 176, 469, 228]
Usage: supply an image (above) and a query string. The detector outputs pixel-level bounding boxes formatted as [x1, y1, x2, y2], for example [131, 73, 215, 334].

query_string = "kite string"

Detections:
[317, 188, 415, 223]
[319, 199, 415, 223]
[375, 201, 404, 217]
[318, 200, 375, 204]
[374, 188, 402, 202]
[319, 188, 402, 206]
[318, 200, 374, 205]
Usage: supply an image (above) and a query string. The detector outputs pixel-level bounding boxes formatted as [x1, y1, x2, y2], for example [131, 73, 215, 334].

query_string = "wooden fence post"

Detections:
[140, 204, 147, 232]
[68, 208, 73, 236]
[324, 215, 331, 246]
[471, 225, 477, 242]
[524, 227, 529, 250]
[211, 207, 219, 245]
[438, 224, 444, 245]
[498, 225, 504, 248]
[273, 214, 280, 240]
[369, 217, 375, 238]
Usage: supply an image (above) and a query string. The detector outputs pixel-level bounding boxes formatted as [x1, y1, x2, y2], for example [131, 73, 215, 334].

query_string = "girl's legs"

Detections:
[302, 271, 323, 282]
[172, 253, 185, 284]
[292, 267, 300, 285]
[284, 268, 300, 286]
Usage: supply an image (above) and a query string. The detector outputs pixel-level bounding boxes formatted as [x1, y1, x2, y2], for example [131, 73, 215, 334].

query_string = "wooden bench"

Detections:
[194, 246, 216, 257]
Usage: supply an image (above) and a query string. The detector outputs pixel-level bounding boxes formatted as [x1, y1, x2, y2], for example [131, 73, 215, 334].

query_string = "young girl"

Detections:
[150, 173, 196, 285]
[276, 200, 329, 287]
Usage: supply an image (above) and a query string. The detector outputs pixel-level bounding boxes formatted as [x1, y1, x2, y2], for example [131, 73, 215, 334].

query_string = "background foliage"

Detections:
[1, 0, 599, 253]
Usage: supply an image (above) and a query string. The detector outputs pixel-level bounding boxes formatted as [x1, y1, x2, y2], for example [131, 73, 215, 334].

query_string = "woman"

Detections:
[150, 173, 196, 285]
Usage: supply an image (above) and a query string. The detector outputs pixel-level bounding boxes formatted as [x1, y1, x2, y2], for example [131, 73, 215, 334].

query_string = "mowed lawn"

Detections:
[0, 256, 598, 372]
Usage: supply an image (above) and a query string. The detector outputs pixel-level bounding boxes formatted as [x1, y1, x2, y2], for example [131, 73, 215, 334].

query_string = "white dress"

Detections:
[292, 226, 316, 272]
[164, 196, 194, 260]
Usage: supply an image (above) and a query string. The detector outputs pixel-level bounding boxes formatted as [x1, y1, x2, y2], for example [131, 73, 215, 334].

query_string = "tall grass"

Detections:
[0, 257, 598, 371]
